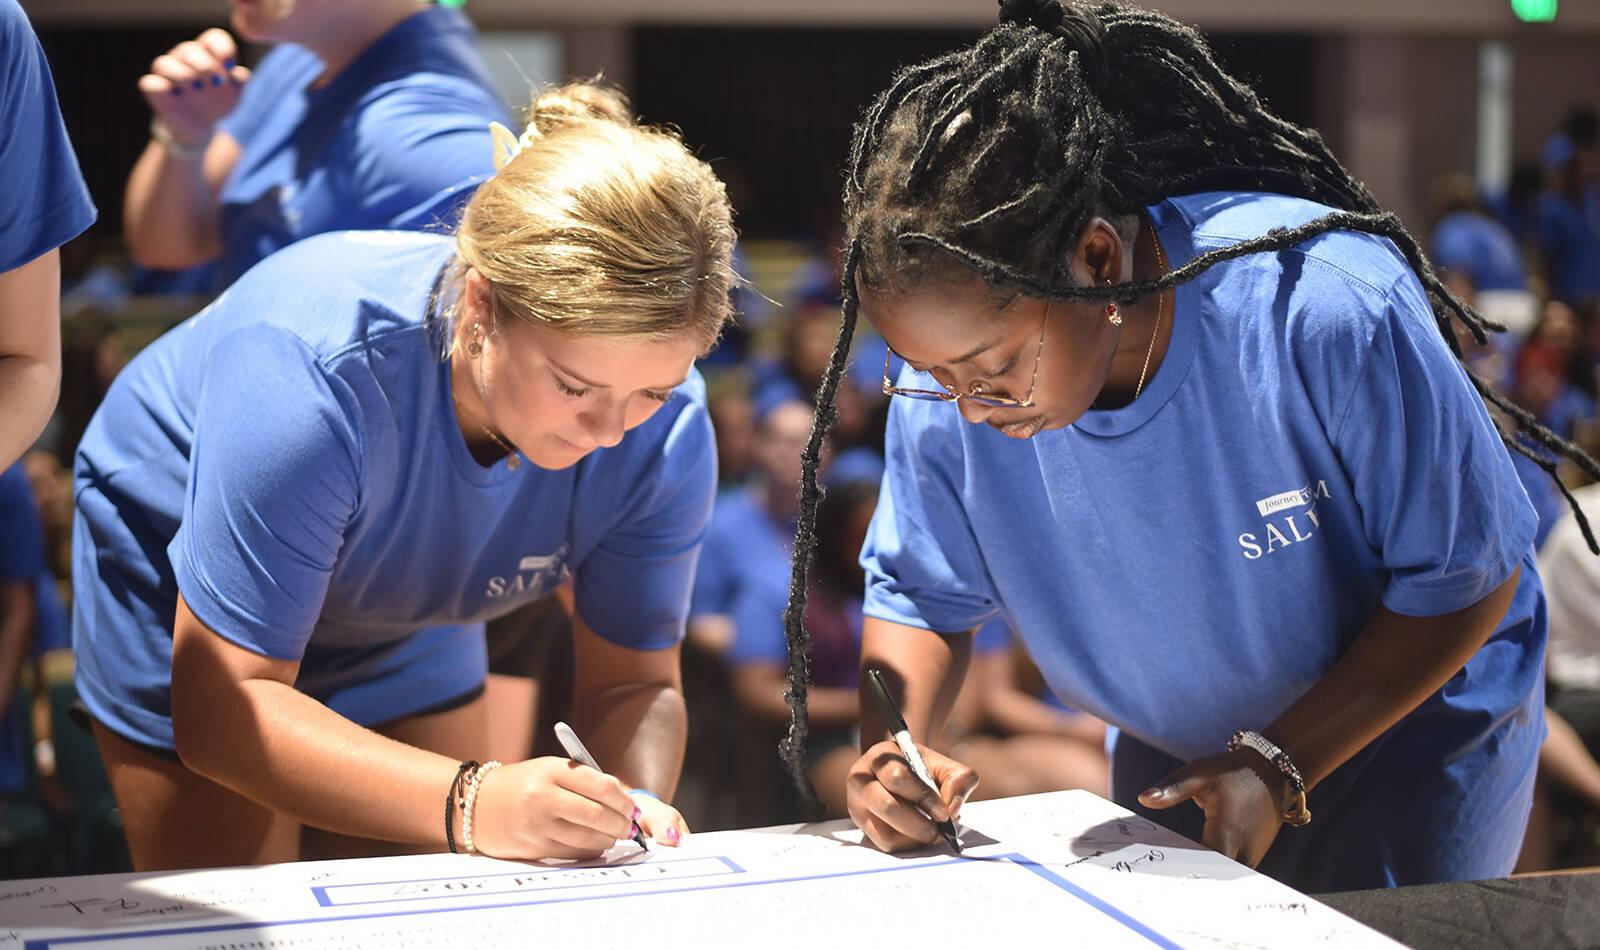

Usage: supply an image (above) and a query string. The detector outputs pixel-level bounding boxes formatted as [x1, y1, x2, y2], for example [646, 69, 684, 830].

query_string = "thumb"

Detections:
[1138, 766, 1208, 811]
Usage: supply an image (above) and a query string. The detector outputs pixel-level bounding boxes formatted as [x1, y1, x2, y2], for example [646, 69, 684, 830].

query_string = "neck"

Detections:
[1096, 217, 1173, 409]
[303, 1, 429, 85]
[448, 344, 509, 466]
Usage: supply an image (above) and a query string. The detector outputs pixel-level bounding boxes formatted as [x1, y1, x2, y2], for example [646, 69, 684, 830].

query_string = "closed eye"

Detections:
[641, 389, 673, 404]
[554, 377, 590, 398]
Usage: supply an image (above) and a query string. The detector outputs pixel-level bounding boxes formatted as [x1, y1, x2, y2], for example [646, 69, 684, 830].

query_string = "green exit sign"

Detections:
[1512, 0, 1558, 21]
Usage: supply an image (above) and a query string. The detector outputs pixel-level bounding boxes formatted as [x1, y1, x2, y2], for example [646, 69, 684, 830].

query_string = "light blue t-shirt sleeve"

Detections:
[0, 0, 96, 272]
[1329, 273, 1536, 616]
[344, 79, 506, 232]
[862, 399, 999, 635]
[171, 324, 362, 659]
[573, 400, 718, 651]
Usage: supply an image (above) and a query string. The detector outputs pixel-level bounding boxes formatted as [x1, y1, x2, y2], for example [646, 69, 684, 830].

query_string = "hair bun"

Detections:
[997, 0, 1109, 95]
[530, 80, 634, 136]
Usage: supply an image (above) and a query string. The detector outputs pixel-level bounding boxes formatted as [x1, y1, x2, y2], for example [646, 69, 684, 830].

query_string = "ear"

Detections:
[461, 266, 494, 329]
[1068, 216, 1126, 288]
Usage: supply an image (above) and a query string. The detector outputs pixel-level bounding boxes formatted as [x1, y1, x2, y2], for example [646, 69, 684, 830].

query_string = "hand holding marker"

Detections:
[866, 668, 964, 853]
[553, 721, 650, 851]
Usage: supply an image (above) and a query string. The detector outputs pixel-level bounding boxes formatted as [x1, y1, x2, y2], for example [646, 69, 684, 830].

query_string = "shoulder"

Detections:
[218, 231, 454, 354]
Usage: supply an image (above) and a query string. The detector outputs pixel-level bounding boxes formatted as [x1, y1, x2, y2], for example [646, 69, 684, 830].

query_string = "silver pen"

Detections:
[553, 720, 649, 851]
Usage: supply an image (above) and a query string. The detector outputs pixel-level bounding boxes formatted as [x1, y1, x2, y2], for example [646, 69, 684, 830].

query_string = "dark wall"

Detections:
[632, 25, 1317, 241]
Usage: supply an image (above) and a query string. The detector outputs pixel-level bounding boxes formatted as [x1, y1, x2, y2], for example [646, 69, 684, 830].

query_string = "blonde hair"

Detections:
[452, 81, 737, 350]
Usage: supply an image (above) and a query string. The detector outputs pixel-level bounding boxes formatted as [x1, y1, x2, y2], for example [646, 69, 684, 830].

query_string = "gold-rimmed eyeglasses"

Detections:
[881, 303, 1049, 408]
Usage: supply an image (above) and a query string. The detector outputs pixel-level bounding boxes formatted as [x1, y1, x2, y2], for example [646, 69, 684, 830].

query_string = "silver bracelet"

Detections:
[1227, 729, 1312, 827]
[150, 117, 210, 160]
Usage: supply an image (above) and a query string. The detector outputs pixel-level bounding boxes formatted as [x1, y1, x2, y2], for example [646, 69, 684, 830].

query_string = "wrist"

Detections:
[150, 117, 212, 160]
[1227, 730, 1311, 827]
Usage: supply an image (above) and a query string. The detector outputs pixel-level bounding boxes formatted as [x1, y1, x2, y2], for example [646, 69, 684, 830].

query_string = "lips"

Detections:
[995, 416, 1046, 439]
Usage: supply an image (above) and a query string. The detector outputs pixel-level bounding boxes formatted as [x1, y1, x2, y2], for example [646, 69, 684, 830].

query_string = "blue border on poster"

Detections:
[23, 853, 1181, 950]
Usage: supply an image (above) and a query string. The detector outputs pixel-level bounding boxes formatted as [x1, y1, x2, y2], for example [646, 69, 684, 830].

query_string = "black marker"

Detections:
[865, 668, 963, 853]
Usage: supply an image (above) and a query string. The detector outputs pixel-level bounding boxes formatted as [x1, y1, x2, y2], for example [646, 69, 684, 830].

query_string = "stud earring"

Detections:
[466, 322, 482, 358]
[1106, 302, 1121, 326]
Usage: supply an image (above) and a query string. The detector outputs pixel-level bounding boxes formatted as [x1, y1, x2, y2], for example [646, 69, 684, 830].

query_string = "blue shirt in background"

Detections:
[863, 192, 1544, 891]
[73, 232, 717, 750]
[216, 5, 508, 285]
[0, 462, 51, 794]
[1429, 210, 1526, 293]
[0, 0, 96, 273]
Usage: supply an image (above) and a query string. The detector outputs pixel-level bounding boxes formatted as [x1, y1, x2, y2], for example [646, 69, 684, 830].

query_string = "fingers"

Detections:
[140, 31, 247, 130]
[847, 741, 976, 853]
[1137, 765, 1208, 811]
[196, 27, 238, 65]
[550, 760, 638, 838]
[632, 797, 688, 847]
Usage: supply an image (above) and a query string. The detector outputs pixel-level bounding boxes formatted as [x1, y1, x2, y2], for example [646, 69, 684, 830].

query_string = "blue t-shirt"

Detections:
[1429, 210, 1526, 293]
[0, 0, 95, 272]
[1537, 190, 1600, 300]
[0, 461, 48, 794]
[862, 192, 1545, 890]
[215, 5, 508, 284]
[73, 232, 717, 749]
[694, 486, 1005, 690]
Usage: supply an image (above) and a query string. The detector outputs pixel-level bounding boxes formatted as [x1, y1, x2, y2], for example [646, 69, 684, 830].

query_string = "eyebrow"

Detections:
[550, 358, 687, 392]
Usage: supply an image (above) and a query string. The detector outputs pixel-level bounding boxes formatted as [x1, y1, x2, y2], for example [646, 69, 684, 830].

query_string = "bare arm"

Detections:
[1540, 705, 1600, 811]
[0, 251, 61, 468]
[1143, 567, 1522, 866]
[565, 611, 688, 800]
[123, 29, 248, 269]
[845, 615, 981, 851]
[171, 594, 640, 859]
[732, 662, 859, 729]
[968, 648, 1105, 745]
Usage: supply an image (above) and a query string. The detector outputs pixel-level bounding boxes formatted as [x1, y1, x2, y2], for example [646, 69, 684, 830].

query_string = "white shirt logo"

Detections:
[1239, 480, 1331, 560]
[485, 544, 571, 598]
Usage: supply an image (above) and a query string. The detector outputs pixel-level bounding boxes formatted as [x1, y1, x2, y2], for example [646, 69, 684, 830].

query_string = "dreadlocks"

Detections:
[776, 0, 1600, 805]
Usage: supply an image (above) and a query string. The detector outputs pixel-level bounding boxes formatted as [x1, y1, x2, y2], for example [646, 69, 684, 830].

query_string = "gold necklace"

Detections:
[1133, 224, 1170, 401]
[482, 426, 522, 472]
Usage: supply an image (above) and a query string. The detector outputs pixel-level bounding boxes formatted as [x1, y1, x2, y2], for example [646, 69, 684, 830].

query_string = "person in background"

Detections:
[0, 0, 97, 470]
[1536, 108, 1600, 309]
[73, 81, 735, 871]
[1428, 173, 1537, 340]
[124, 0, 509, 288]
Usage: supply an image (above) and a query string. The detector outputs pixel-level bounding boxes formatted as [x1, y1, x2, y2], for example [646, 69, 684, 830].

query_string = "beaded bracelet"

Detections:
[1227, 730, 1312, 827]
[445, 760, 478, 854]
[149, 117, 210, 160]
[461, 760, 504, 854]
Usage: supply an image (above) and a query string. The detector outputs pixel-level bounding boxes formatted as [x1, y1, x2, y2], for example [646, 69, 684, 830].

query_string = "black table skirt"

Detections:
[1317, 872, 1600, 950]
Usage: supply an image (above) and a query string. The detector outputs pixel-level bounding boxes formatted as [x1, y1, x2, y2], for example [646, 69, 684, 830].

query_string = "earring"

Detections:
[1106, 302, 1121, 326]
[466, 322, 482, 358]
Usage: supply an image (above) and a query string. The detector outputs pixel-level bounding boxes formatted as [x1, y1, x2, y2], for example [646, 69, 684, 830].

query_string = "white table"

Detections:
[1, 790, 1405, 949]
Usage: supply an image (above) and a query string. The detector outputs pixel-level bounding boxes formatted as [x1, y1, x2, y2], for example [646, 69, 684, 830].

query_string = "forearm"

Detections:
[858, 617, 972, 749]
[733, 666, 857, 727]
[0, 596, 35, 715]
[1264, 568, 1521, 790]
[175, 676, 462, 846]
[0, 252, 62, 468]
[1541, 706, 1600, 809]
[123, 140, 225, 268]
[569, 680, 687, 800]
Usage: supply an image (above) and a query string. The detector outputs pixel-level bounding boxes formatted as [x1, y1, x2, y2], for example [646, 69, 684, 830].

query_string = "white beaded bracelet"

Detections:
[149, 118, 211, 160]
[460, 760, 503, 854]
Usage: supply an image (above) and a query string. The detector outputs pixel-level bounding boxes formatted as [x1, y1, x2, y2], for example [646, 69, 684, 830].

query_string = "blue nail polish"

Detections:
[212, 74, 224, 86]
[191, 79, 204, 90]
[225, 58, 236, 69]
[171, 87, 183, 97]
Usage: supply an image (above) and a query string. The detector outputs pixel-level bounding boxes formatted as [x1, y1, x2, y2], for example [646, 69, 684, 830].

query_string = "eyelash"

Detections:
[556, 377, 673, 404]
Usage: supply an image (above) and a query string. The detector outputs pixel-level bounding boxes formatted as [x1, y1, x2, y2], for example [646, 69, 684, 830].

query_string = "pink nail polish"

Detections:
[631, 805, 641, 821]
[666, 827, 680, 844]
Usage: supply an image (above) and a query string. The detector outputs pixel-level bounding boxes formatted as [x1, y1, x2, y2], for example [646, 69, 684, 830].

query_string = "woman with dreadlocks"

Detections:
[776, 0, 1600, 892]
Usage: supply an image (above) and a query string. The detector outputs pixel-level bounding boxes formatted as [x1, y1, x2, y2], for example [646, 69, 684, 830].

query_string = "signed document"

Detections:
[1, 790, 1402, 949]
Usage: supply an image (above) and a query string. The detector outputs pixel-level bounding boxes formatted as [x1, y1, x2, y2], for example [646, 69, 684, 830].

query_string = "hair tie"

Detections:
[997, 0, 1110, 96]
[488, 120, 543, 172]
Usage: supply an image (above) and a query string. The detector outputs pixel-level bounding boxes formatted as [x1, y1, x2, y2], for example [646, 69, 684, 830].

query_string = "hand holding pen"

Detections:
[554, 721, 688, 849]
[847, 668, 977, 854]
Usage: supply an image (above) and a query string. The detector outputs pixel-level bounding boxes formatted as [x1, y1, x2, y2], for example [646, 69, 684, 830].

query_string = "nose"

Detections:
[957, 396, 997, 426]
[580, 401, 629, 449]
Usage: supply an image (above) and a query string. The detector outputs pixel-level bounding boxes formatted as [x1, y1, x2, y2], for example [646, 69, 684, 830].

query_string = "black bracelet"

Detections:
[445, 760, 479, 854]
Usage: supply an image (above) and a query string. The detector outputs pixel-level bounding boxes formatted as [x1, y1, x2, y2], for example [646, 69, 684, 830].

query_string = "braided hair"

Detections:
[776, 0, 1600, 804]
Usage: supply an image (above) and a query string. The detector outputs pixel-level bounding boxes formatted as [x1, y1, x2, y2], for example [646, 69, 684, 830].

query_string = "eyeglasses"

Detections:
[881, 303, 1049, 408]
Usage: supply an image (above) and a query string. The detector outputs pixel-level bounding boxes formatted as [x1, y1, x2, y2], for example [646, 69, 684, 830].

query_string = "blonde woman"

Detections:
[72, 83, 735, 871]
